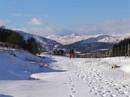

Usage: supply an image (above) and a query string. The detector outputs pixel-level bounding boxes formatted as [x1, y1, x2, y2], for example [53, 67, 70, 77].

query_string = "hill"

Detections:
[64, 35, 116, 52]
[16, 30, 63, 52]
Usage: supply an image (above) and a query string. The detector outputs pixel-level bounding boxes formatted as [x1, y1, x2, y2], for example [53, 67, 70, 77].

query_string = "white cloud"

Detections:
[13, 18, 130, 37]
[0, 19, 7, 26]
[20, 26, 62, 37]
[30, 17, 47, 26]
[15, 17, 63, 36]
[14, 17, 62, 36]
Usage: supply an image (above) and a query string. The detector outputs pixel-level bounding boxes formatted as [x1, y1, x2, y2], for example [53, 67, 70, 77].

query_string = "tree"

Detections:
[112, 38, 130, 57]
[26, 37, 39, 54]
[6, 32, 23, 45]
[0, 27, 42, 55]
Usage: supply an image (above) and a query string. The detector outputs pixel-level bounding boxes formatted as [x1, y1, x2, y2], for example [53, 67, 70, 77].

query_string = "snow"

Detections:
[1, 50, 130, 97]
[104, 57, 130, 74]
[47, 34, 92, 45]
[0, 49, 44, 80]
[121, 65, 130, 73]
[47, 34, 122, 45]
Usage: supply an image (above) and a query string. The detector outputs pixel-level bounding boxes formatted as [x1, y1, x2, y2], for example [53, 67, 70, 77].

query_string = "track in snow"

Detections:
[1, 56, 130, 97]
[65, 58, 130, 97]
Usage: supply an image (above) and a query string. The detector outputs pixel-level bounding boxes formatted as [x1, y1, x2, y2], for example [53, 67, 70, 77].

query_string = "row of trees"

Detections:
[0, 27, 23, 45]
[0, 27, 41, 54]
[112, 38, 130, 57]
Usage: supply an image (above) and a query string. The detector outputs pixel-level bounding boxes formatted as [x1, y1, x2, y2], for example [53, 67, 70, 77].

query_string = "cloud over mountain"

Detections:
[15, 17, 62, 37]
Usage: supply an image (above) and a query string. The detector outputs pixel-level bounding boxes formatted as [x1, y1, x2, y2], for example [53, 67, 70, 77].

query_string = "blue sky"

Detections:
[0, 0, 130, 36]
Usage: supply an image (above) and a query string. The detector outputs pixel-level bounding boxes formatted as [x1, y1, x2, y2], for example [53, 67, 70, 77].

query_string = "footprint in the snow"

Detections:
[89, 89, 94, 93]
[77, 74, 80, 78]
[72, 90, 76, 94]
[91, 87, 97, 91]
[71, 87, 75, 91]
[88, 82, 92, 87]
[81, 75, 86, 81]
[122, 85, 127, 88]
[101, 93, 107, 97]
[107, 82, 113, 87]
[106, 90, 111, 93]
[72, 84, 75, 87]
[113, 83, 119, 87]
[69, 94, 74, 97]
[71, 85, 77, 93]
[122, 84, 129, 89]
[94, 92, 98, 95]
[121, 90, 129, 95]
[110, 94, 116, 97]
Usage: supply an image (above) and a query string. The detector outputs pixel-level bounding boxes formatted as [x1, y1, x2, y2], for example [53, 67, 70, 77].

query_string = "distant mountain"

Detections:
[16, 30, 63, 52]
[15, 31, 124, 53]
[47, 33, 92, 45]
[80, 34, 121, 43]
[64, 35, 119, 52]
[47, 33, 122, 45]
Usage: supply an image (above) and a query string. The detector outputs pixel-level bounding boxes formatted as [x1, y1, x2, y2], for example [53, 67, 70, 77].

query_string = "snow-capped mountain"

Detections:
[47, 33, 122, 45]
[47, 33, 96, 45]
[15, 30, 124, 52]
[16, 30, 63, 52]
[80, 34, 121, 43]
[64, 35, 120, 52]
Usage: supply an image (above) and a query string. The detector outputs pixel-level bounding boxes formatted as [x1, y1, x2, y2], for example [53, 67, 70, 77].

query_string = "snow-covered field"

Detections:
[0, 50, 130, 97]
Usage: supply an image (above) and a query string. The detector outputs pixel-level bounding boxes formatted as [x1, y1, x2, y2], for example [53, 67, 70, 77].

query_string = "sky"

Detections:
[0, 0, 130, 36]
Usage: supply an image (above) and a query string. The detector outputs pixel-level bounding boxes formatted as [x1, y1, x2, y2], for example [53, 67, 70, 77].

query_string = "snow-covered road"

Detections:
[1, 55, 130, 97]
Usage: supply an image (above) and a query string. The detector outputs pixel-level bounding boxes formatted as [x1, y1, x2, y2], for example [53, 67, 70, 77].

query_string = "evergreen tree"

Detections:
[0, 27, 42, 55]
[112, 38, 130, 57]
[26, 37, 39, 54]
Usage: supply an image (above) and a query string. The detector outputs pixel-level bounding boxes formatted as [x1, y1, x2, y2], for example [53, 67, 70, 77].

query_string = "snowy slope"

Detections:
[96, 35, 121, 43]
[64, 35, 121, 52]
[0, 48, 45, 80]
[16, 30, 63, 51]
[1, 54, 130, 97]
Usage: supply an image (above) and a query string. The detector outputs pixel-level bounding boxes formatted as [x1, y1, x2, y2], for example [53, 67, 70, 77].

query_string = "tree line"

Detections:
[0, 27, 41, 54]
[112, 38, 130, 57]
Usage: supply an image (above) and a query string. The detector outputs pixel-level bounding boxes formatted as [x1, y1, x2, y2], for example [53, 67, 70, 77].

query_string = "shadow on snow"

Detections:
[40, 56, 66, 73]
[0, 94, 13, 97]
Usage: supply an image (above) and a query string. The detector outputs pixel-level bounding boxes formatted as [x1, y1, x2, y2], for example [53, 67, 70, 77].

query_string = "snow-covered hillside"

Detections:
[63, 34, 123, 52]
[64, 35, 117, 52]
[16, 30, 63, 51]
[96, 35, 121, 43]
[1, 52, 130, 97]
[0, 49, 43, 80]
